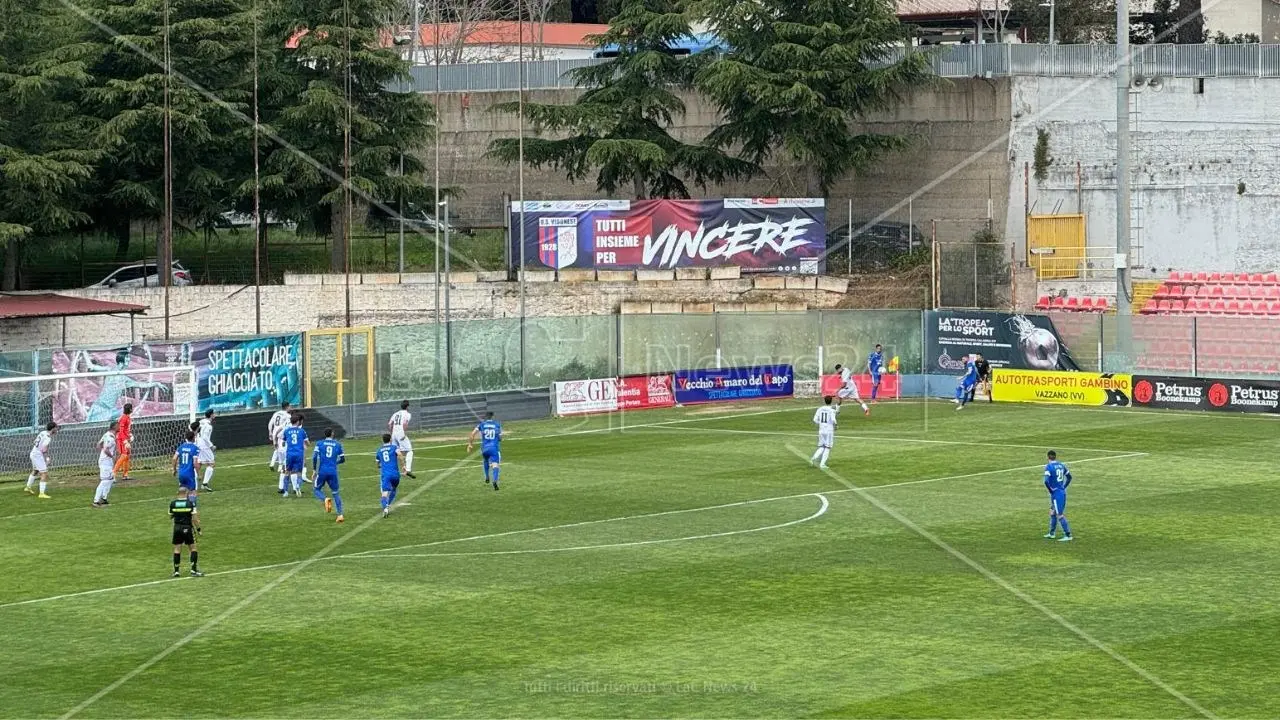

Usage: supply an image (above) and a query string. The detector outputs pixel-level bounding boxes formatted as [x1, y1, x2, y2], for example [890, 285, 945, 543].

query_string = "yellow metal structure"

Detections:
[1027, 214, 1087, 280]
[304, 327, 375, 407]
[1130, 280, 1162, 314]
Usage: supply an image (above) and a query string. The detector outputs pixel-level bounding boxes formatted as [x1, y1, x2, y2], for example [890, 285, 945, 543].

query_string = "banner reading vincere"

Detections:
[992, 369, 1132, 406]
[673, 365, 794, 405]
[510, 198, 825, 274]
[51, 335, 302, 422]
[925, 310, 1080, 374]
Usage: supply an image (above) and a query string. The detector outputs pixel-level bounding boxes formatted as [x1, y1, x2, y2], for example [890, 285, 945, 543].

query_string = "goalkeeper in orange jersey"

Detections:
[113, 403, 134, 481]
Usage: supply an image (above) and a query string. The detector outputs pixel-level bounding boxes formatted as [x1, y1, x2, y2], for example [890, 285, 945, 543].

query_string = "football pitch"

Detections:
[2, 399, 1277, 718]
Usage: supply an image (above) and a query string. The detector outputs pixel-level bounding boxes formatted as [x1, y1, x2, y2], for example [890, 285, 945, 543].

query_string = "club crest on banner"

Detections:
[538, 218, 578, 269]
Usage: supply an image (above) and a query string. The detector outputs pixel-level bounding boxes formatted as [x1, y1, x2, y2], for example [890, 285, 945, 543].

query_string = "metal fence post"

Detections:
[817, 309, 825, 379]
[714, 312, 723, 369]
[1191, 316, 1198, 376]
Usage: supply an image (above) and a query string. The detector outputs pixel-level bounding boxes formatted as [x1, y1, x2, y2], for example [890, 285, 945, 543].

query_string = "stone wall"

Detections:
[1, 273, 851, 351]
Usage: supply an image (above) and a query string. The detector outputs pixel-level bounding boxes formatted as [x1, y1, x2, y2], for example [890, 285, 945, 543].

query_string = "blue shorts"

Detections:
[178, 473, 197, 490]
[285, 454, 304, 473]
[483, 449, 501, 464]
[315, 472, 340, 491]
[871, 372, 882, 384]
[1049, 490, 1067, 514]
[380, 475, 401, 493]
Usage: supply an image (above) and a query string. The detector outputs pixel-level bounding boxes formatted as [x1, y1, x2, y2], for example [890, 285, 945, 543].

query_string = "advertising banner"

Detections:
[1132, 375, 1280, 413]
[673, 365, 794, 405]
[820, 373, 901, 399]
[552, 377, 618, 416]
[992, 370, 1131, 406]
[618, 374, 675, 411]
[52, 335, 303, 423]
[510, 198, 825, 274]
[926, 310, 1079, 374]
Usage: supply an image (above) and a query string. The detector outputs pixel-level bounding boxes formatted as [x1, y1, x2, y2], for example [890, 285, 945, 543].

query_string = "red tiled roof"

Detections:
[0, 294, 148, 320]
[408, 21, 609, 48]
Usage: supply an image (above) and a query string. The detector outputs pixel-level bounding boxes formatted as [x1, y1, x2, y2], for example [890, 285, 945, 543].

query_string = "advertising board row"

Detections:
[51, 335, 303, 424]
[990, 369, 1280, 415]
[553, 365, 795, 416]
[511, 199, 825, 274]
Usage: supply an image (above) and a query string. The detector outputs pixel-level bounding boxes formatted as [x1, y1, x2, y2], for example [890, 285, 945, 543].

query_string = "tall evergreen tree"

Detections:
[0, 0, 97, 289]
[259, 0, 434, 272]
[695, 0, 933, 197]
[80, 0, 254, 265]
[487, 0, 754, 199]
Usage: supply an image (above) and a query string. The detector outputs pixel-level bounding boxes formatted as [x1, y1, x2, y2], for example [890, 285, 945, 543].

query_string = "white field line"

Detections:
[348, 494, 830, 559]
[0, 451, 1146, 612]
[57, 453, 477, 720]
[785, 444, 1216, 720]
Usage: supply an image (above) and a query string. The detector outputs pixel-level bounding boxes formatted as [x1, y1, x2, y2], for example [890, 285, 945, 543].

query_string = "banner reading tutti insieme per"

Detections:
[510, 198, 826, 274]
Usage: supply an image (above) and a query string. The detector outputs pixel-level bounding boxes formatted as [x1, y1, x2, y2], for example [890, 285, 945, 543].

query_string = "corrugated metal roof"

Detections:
[0, 294, 148, 320]
[897, 0, 1002, 17]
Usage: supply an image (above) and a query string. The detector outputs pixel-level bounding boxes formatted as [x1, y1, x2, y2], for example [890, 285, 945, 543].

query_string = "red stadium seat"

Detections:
[1226, 300, 1242, 314]
[1036, 295, 1051, 310]
[1240, 300, 1256, 315]
[1251, 272, 1266, 284]
[1194, 272, 1209, 283]
[1266, 273, 1279, 285]
[1267, 287, 1280, 300]
[1209, 272, 1223, 283]
[1209, 285, 1226, 299]
[1051, 296, 1067, 309]
[1236, 272, 1252, 284]
[1193, 299, 1212, 314]
[1269, 301, 1280, 315]
[1185, 284, 1201, 298]
[1080, 297, 1095, 311]
[1211, 300, 1227, 314]
[1251, 286, 1267, 300]
[1095, 297, 1109, 313]
[1065, 297, 1080, 311]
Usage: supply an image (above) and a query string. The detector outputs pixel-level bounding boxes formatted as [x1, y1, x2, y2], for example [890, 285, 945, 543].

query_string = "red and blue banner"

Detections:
[510, 198, 825, 274]
[673, 365, 795, 405]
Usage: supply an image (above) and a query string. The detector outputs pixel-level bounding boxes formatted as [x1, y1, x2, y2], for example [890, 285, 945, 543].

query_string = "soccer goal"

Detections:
[0, 366, 197, 481]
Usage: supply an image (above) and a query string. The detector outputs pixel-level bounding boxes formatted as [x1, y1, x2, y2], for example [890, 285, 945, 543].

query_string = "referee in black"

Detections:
[968, 353, 993, 403]
[169, 486, 203, 577]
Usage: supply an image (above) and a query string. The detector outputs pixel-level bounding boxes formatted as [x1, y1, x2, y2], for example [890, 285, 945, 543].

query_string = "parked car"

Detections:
[827, 220, 926, 269]
[89, 261, 193, 288]
[367, 202, 473, 236]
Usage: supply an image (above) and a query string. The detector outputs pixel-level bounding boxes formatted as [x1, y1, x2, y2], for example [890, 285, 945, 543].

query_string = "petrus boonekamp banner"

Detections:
[925, 310, 1079, 374]
[509, 198, 826, 274]
[52, 335, 303, 422]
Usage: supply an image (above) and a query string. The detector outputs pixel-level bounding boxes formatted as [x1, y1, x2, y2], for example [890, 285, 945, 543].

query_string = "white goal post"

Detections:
[0, 366, 197, 481]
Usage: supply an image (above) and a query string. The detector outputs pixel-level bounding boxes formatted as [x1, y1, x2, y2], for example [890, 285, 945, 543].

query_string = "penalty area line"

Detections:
[785, 443, 1217, 720]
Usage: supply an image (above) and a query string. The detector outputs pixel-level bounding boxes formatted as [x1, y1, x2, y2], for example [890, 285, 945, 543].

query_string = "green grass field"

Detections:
[2, 399, 1277, 718]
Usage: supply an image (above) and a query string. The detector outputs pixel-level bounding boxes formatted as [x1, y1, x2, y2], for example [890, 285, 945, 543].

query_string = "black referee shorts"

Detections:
[172, 526, 196, 546]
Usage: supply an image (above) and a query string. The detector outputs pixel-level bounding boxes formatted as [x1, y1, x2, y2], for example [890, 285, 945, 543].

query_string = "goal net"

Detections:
[0, 366, 197, 482]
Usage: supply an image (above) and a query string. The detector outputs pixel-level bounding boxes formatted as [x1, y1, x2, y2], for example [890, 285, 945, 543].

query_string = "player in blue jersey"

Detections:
[281, 413, 308, 497]
[868, 344, 885, 402]
[467, 411, 503, 491]
[311, 428, 346, 524]
[954, 354, 979, 410]
[1043, 450, 1073, 541]
[376, 433, 401, 518]
[172, 431, 203, 505]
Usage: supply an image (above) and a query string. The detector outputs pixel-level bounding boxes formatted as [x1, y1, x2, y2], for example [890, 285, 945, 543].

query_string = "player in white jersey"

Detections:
[268, 402, 292, 470]
[833, 363, 870, 416]
[388, 400, 416, 478]
[93, 422, 118, 507]
[26, 422, 58, 499]
[196, 409, 216, 492]
[810, 396, 838, 469]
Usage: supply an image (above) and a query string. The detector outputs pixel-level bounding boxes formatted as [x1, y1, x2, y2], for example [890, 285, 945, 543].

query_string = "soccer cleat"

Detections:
[955, 404, 965, 411]
[91, 501, 103, 508]
[405, 471, 417, 479]
[1058, 535, 1073, 542]
[294, 488, 303, 497]
[863, 407, 870, 416]
[99, 498, 110, 505]
[324, 498, 334, 513]
[190, 570, 204, 577]
[382, 507, 390, 518]
[172, 570, 181, 578]
[37, 493, 51, 499]
[23, 486, 34, 495]
[819, 464, 829, 470]
[336, 514, 345, 524]
[1043, 533, 1056, 539]
[201, 485, 214, 492]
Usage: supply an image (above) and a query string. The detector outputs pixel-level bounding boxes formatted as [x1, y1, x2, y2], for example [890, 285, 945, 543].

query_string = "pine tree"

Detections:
[695, 0, 933, 197]
[259, 0, 434, 272]
[80, 0, 254, 265]
[0, 0, 97, 289]
[486, 0, 754, 199]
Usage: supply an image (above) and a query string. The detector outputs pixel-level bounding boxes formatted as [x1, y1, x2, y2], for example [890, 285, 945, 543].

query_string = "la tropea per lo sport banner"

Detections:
[510, 198, 826, 274]
[51, 335, 303, 424]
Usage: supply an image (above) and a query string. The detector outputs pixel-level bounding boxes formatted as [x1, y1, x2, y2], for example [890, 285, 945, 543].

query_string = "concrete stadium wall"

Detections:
[1005, 75, 1280, 274]
[435, 80, 1012, 246]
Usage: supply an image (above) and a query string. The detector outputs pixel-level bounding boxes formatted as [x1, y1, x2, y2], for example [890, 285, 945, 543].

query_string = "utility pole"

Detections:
[1115, 0, 1132, 317]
